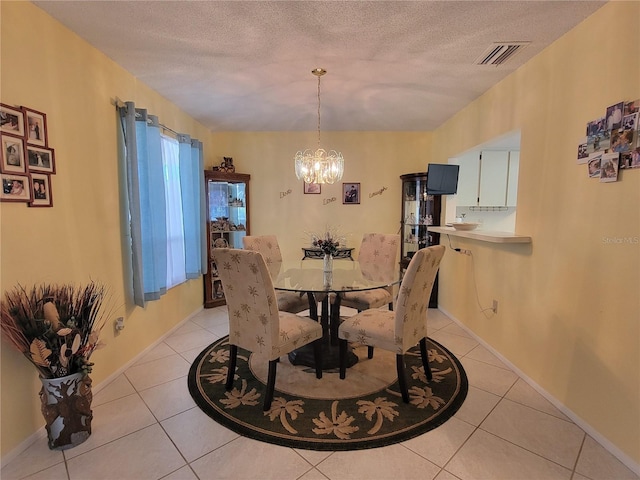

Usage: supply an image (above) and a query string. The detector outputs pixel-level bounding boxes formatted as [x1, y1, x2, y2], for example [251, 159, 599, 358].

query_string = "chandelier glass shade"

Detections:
[294, 148, 344, 185]
[294, 68, 344, 185]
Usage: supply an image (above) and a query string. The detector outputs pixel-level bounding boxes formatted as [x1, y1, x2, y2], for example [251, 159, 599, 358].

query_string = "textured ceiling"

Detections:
[34, 1, 606, 132]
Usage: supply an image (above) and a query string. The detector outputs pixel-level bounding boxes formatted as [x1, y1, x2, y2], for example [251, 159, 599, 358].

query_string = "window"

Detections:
[119, 102, 205, 307]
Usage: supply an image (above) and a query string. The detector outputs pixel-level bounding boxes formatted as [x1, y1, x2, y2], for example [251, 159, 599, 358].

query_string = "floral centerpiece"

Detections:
[312, 235, 340, 256]
[310, 226, 345, 257]
[1, 282, 109, 379]
[308, 227, 346, 287]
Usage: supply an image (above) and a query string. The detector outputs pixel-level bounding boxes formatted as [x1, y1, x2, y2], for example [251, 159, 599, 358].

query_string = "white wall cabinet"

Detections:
[452, 151, 480, 206]
[479, 151, 509, 206]
[506, 151, 520, 206]
[452, 150, 519, 207]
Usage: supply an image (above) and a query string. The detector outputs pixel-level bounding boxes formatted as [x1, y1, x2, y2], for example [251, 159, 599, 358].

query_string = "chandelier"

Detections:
[294, 68, 344, 185]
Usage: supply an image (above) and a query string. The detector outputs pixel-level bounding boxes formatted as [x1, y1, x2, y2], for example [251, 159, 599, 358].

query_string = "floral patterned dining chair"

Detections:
[338, 233, 399, 358]
[242, 235, 310, 314]
[338, 245, 445, 403]
[212, 248, 323, 411]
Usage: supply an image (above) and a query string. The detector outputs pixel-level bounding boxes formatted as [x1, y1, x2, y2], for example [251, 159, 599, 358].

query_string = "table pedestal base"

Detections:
[288, 342, 358, 370]
[288, 292, 358, 370]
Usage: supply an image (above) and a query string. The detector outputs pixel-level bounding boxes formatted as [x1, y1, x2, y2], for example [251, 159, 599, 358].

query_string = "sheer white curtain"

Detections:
[161, 135, 187, 288]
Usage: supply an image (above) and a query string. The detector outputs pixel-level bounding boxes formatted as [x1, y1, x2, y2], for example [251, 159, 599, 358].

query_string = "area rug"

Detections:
[188, 336, 467, 451]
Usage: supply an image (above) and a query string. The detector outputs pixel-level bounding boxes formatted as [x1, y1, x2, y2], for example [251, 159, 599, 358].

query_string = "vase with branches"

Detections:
[0, 282, 112, 449]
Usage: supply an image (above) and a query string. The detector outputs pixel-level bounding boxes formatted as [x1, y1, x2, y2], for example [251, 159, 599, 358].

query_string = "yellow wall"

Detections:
[0, 2, 210, 456]
[1, 0, 638, 469]
[431, 1, 639, 464]
[209, 131, 430, 255]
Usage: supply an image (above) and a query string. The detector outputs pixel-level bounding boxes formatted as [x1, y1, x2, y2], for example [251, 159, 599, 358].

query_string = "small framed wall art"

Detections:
[304, 182, 321, 194]
[0, 173, 32, 202]
[0, 104, 25, 136]
[343, 182, 360, 204]
[29, 172, 53, 207]
[0, 133, 27, 174]
[23, 107, 48, 147]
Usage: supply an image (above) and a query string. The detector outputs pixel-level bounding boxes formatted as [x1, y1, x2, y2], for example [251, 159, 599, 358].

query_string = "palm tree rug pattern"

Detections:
[188, 336, 468, 451]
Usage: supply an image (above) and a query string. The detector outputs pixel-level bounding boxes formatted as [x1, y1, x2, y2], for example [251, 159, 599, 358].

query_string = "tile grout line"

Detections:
[475, 426, 578, 475]
[436, 348, 516, 477]
[475, 379, 584, 474]
[180, 435, 242, 474]
[60, 417, 162, 476]
[568, 434, 589, 480]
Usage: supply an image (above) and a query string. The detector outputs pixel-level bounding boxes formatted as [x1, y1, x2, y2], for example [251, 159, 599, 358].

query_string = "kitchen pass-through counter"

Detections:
[427, 226, 532, 244]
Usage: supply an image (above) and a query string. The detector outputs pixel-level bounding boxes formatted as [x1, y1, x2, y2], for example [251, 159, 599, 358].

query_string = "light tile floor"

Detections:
[2, 307, 638, 480]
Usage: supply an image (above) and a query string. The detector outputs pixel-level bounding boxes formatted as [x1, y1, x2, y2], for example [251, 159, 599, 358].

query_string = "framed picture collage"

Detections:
[1, 103, 54, 207]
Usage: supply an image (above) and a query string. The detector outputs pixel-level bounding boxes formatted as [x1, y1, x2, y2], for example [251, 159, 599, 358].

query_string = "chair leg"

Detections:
[313, 339, 323, 379]
[263, 359, 278, 411]
[419, 337, 432, 382]
[396, 354, 409, 403]
[339, 339, 347, 379]
[225, 345, 238, 391]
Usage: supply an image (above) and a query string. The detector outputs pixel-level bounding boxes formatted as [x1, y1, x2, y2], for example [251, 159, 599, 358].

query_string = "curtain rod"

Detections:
[160, 124, 181, 137]
[112, 96, 183, 138]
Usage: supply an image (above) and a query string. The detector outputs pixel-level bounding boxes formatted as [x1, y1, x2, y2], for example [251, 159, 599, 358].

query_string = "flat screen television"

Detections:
[426, 163, 459, 195]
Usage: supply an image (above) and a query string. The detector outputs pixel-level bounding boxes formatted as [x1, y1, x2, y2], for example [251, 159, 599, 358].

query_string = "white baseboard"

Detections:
[0, 429, 48, 469]
[90, 306, 203, 398]
[438, 306, 640, 476]
[1, 306, 204, 468]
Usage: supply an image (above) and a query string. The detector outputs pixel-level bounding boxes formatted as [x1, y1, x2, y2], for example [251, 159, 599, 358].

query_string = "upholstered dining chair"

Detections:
[243, 235, 310, 314]
[338, 233, 399, 358]
[338, 245, 445, 403]
[340, 233, 399, 310]
[212, 248, 323, 411]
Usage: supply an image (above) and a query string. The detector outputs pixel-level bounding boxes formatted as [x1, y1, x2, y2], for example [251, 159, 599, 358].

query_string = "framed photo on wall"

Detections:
[23, 107, 48, 147]
[343, 182, 360, 204]
[0, 133, 27, 174]
[0, 173, 32, 202]
[0, 104, 25, 136]
[29, 173, 53, 207]
[27, 145, 56, 174]
[304, 182, 321, 194]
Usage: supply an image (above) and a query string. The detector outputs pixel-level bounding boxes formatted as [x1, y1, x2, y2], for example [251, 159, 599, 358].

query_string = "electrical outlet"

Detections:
[462, 249, 471, 256]
[492, 300, 498, 314]
[114, 317, 125, 331]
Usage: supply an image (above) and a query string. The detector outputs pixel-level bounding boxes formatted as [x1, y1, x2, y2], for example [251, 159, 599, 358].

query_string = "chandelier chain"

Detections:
[317, 74, 321, 149]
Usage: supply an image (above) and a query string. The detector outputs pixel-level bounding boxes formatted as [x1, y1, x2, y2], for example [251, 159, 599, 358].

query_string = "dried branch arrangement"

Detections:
[1, 282, 111, 378]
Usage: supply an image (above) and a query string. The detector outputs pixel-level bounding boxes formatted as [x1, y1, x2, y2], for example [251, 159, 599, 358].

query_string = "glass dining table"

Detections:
[269, 258, 401, 370]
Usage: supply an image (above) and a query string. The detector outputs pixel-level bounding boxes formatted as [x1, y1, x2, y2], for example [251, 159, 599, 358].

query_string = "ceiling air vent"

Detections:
[475, 42, 530, 66]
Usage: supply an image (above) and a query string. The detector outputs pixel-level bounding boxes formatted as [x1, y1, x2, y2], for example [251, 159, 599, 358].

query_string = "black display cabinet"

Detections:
[400, 172, 441, 308]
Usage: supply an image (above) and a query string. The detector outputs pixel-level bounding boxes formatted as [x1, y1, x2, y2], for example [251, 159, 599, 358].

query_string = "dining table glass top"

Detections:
[269, 258, 400, 294]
